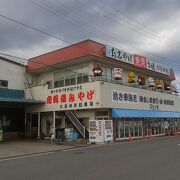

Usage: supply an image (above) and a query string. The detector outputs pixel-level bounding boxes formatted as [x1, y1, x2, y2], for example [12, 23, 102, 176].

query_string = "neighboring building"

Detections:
[0, 56, 43, 140]
[25, 40, 180, 141]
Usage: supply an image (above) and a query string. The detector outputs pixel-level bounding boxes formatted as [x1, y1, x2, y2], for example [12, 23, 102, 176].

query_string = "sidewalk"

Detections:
[0, 140, 89, 159]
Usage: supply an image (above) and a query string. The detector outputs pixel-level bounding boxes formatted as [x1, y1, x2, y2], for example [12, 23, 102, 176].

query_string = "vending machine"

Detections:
[104, 120, 113, 142]
[89, 120, 113, 143]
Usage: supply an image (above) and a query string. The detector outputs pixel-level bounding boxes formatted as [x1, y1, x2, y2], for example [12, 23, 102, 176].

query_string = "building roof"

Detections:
[27, 39, 175, 80]
[0, 55, 25, 67]
[27, 39, 104, 72]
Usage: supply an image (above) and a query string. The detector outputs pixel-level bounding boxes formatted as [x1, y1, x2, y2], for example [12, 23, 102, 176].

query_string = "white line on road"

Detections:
[0, 151, 55, 162]
[61, 144, 104, 152]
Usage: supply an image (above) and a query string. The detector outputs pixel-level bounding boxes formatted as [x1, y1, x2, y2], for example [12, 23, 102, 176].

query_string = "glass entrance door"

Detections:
[116, 119, 143, 140]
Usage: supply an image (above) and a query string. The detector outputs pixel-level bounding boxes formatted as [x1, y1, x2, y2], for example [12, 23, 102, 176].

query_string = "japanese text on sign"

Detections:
[46, 90, 97, 109]
[133, 54, 147, 68]
[50, 85, 82, 94]
[47, 90, 95, 104]
[105, 45, 171, 75]
[112, 90, 175, 109]
[105, 45, 133, 64]
[112, 90, 138, 104]
[146, 59, 169, 75]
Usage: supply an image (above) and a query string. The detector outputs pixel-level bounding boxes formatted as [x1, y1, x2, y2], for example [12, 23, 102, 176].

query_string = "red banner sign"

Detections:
[133, 54, 147, 69]
[46, 90, 95, 105]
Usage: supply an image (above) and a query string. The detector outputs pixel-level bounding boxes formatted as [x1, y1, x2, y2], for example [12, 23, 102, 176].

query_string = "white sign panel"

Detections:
[146, 59, 169, 75]
[105, 45, 133, 65]
[112, 90, 138, 104]
[112, 90, 175, 111]
[46, 84, 100, 110]
[105, 45, 171, 75]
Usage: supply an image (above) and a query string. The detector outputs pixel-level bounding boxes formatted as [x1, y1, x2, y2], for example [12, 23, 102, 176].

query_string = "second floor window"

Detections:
[0, 80, 8, 88]
[54, 66, 89, 88]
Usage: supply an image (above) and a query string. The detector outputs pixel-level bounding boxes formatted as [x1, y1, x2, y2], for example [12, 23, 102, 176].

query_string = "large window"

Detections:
[54, 66, 89, 88]
[102, 67, 112, 81]
[116, 119, 143, 139]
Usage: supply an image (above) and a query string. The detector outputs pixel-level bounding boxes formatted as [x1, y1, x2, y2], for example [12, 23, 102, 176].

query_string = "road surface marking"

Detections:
[62, 144, 104, 152]
[0, 151, 55, 162]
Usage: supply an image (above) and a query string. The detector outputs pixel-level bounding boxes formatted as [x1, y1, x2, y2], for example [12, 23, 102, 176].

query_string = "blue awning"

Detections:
[112, 109, 180, 118]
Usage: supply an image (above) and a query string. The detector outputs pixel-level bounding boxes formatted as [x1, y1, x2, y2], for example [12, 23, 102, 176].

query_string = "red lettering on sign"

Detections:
[133, 54, 147, 69]
[60, 94, 67, 103]
[78, 91, 85, 101]
[53, 95, 59, 103]
[69, 93, 75, 102]
[47, 96, 52, 104]
[87, 90, 95, 100]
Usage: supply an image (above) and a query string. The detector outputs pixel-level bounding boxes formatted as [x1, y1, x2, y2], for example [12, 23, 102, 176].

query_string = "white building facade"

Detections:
[25, 40, 180, 141]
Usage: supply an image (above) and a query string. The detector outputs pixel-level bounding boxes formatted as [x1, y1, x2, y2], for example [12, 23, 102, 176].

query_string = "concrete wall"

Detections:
[0, 59, 25, 90]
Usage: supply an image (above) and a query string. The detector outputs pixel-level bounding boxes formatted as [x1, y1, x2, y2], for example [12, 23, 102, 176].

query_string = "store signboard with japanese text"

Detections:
[112, 90, 175, 111]
[146, 59, 169, 75]
[105, 45, 133, 65]
[45, 83, 101, 111]
[105, 45, 171, 75]
[133, 54, 147, 69]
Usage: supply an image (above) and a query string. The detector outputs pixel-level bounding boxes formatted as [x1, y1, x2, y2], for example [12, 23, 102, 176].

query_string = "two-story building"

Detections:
[0, 56, 43, 141]
[25, 40, 180, 141]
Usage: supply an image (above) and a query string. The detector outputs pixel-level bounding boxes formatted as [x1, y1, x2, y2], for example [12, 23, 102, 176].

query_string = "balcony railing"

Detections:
[30, 75, 179, 96]
[89, 75, 179, 96]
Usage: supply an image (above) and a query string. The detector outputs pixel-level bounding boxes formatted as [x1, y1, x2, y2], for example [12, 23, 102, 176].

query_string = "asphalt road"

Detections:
[0, 136, 180, 180]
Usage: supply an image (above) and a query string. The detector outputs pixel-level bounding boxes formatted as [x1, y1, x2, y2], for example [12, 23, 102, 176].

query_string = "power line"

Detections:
[0, 14, 69, 45]
[0, 4, 178, 72]
[0, 0, 174, 65]
[96, 0, 180, 47]
[35, 0, 179, 64]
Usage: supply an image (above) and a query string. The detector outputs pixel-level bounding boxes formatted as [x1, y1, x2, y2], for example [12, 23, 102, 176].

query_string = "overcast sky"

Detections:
[0, 0, 180, 84]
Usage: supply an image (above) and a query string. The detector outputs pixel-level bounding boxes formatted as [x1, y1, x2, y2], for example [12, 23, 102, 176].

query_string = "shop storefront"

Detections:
[115, 118, 143, 139]
[25, 39, 180, 142]
[113, 109, 180, 140]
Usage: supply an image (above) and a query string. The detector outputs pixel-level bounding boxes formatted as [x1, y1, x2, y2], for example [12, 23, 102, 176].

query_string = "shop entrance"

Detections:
[116, 118, 143, 139]
[26, 113, 38, 138]
[144, 119, 165, 136]
[164, 118, 180, 135]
